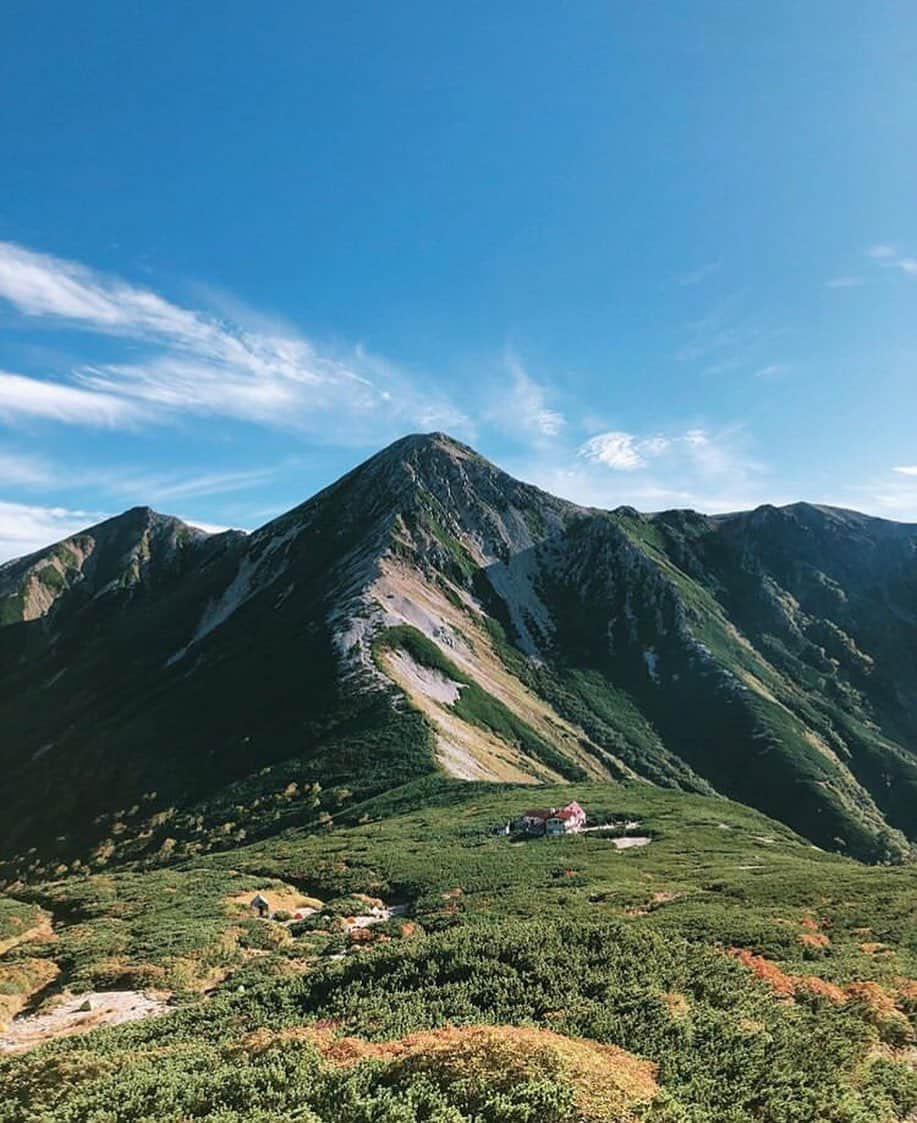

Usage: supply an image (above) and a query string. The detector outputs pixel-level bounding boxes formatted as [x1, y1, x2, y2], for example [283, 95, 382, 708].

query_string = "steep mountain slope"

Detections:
[1, 433, 915, 876]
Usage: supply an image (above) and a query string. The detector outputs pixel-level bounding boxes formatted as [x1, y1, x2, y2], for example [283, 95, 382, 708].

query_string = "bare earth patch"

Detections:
[0, 957, 60, 1028]
[228, 886, 323, 917]
[0, 910, 55, 956]
[611, 836, 652, 849]
[0, 989, 171, 1053]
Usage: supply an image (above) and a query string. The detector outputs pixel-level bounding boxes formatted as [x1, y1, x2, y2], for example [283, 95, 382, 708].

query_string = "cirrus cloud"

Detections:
[0, 240, 468, 441]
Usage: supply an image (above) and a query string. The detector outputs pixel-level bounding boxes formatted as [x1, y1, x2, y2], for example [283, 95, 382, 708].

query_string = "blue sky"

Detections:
[1, 2, 916, 560]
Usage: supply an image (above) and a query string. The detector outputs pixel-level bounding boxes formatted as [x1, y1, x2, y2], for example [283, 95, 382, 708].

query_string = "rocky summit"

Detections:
[1, 432, 915, 875]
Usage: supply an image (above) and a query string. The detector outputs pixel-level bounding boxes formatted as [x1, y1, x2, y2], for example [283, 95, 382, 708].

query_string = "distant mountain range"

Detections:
[2, 432, 915, 875]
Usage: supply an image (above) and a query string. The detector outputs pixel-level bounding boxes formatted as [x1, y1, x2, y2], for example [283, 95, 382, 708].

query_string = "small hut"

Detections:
[250, 893, 270, 918]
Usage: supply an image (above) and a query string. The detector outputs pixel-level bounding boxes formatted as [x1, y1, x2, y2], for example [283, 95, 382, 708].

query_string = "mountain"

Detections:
[1, 432, 915, 877]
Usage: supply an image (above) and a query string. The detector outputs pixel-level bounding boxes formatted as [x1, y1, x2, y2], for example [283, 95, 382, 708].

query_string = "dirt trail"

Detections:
[0, 990, 171, 1053]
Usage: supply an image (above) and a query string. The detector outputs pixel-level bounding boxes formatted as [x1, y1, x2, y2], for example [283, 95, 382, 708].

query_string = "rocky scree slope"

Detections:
[0, 433, 915, 873]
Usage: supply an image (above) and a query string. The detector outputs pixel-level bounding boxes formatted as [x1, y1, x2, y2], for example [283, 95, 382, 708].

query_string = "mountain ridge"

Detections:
[1, 431, 915, 878]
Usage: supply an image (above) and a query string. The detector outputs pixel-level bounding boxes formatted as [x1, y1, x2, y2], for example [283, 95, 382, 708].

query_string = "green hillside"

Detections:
[1, 779, 915, 1121]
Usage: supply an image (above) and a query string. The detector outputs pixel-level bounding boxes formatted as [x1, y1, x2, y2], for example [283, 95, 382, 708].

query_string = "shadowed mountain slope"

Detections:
[1, 433, 915, 874]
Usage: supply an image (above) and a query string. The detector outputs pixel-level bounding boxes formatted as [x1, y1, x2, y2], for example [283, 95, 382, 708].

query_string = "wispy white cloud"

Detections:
[516, 457, 779, 516]
[677, 262, 720, 286]
[849, 479, 917, 522]
[674, 298, 780, 378]
[833, 466, 917, 523]
[0, 500, 104, 564]
[863, 244, 917, 278]
[107, 466, 279, 503]
[0, 445, 278, 509]
[0, 241, 469, 440]
[488, 353, 566, 442]
[0, 449, 55, 487]
[825, 276, 864, 289]
[753, 363, 790, 379]
[0, 370, 142, 427]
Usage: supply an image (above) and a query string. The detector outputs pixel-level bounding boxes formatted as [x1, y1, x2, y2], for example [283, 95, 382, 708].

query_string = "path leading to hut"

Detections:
[346, 902, 407, 929]
[0, 990, 171, 1053]
[578, 822, 652, 849]
[581, 821, 643, 833]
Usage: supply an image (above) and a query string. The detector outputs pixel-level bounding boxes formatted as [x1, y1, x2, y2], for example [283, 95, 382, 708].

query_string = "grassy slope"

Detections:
[1, 778, 915, 1121]
[524, 511, 913, 862]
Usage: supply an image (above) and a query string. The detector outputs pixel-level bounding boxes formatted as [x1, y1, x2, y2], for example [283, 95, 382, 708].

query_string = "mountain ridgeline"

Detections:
[1, 432, 915, 875]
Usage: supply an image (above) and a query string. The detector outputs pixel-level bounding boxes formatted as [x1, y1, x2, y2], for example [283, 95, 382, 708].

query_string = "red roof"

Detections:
[549, 802, 586, 822]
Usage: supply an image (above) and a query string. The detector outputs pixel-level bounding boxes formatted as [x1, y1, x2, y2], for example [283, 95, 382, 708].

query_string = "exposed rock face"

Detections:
[1, 433, 915, 870]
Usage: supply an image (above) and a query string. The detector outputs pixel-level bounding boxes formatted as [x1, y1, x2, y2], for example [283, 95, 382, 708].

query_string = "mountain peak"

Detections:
[370, 430, 482, 466]
[0, 506, 210, 627]
[1, 431, 916, 874]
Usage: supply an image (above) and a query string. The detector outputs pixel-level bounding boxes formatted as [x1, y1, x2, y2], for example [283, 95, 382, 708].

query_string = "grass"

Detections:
[0, 777, 915, 1120]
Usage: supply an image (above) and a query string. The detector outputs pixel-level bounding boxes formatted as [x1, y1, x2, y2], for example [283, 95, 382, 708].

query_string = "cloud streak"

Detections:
[107, 466, 279, 503]
[864, 244, 917, 278]
[0, 241, 468, 440]
[0, 450, 54, 487]
[674, 298, 781, 378]
[486, 354, 566, 442]
[0, 370, 141, 427]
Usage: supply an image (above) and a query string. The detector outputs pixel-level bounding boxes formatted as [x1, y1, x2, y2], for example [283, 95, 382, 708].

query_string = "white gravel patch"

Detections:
[385, 648, 463, 705]
[611, 836, 652, 849]
[0, 990, 171, 1053]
